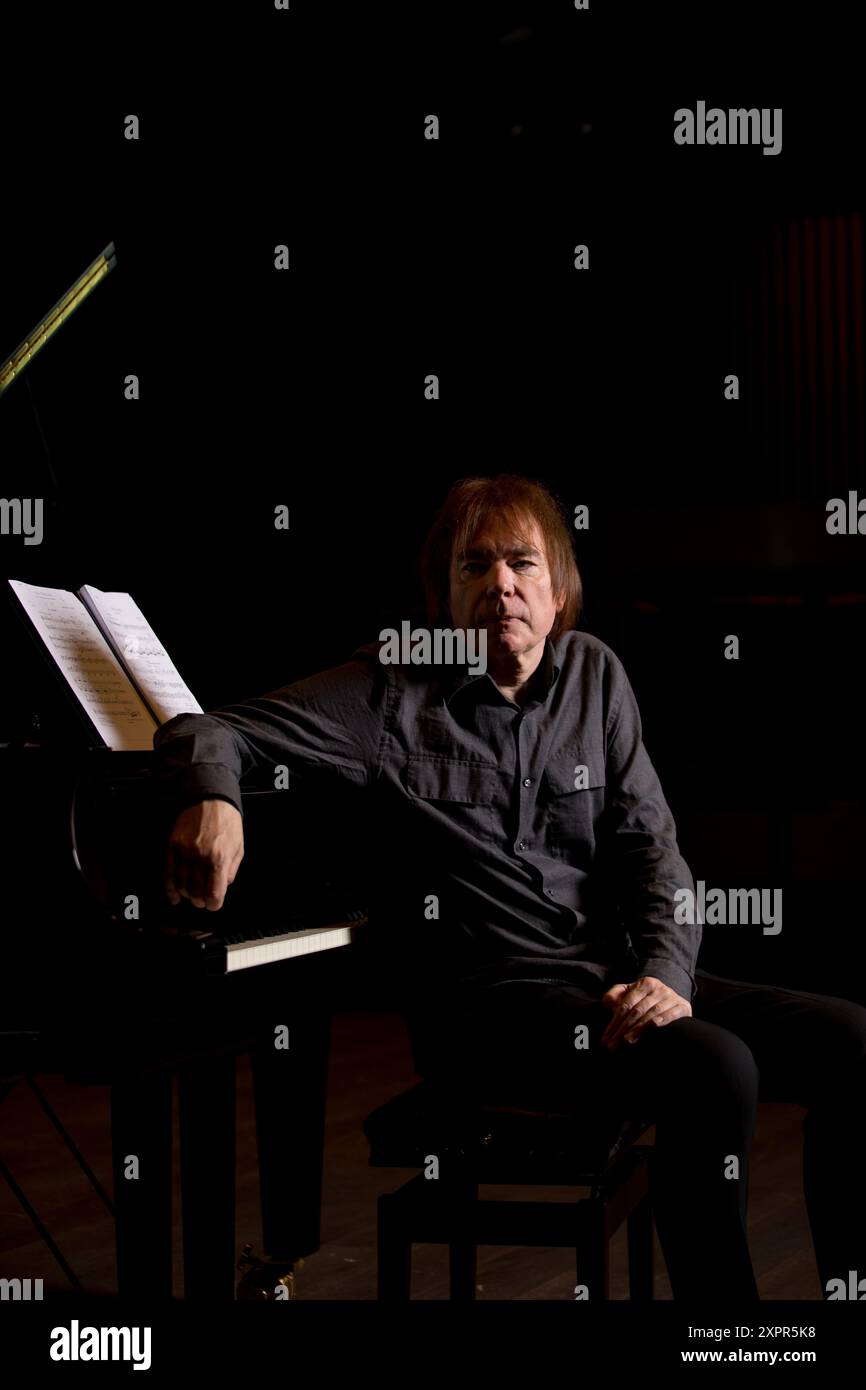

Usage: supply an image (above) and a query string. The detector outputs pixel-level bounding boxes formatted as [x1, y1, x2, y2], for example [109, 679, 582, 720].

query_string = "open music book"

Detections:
[8, 579, 202, 750]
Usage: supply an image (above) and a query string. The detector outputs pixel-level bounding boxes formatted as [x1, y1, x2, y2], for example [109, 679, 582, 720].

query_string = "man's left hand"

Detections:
[600, 977, 692, 1051]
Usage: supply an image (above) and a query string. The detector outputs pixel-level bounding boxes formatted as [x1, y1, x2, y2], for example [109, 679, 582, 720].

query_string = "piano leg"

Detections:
[110, 1068, 173, 1298]
[178, 1052, 237, 1301]
[252, 1003, 332, 1262]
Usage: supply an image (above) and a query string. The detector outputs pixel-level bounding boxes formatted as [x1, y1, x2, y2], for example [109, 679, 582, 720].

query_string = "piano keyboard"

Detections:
[224, 914, 366, 972]
[159, 907, 368, 974]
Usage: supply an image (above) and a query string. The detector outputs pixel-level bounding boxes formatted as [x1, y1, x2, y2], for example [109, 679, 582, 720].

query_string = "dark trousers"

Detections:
[407, 967, 866, 1301]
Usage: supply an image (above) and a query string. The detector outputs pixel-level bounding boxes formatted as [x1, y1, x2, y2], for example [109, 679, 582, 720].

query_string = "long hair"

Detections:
[418, 474, 583, 640]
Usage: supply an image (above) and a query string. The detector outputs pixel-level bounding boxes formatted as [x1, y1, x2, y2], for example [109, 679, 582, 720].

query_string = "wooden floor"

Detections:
[1, 1010, 823, 1300]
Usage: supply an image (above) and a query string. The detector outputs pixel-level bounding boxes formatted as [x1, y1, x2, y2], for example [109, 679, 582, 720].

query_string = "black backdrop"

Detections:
[2, 5, 865, 1008]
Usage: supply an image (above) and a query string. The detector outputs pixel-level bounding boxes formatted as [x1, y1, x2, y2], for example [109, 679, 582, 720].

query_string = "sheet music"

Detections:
[78, 585, 203, 725]
[8, 580, 157, 750]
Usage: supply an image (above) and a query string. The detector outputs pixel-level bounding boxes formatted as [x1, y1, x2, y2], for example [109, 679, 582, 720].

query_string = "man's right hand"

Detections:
[164, 799, 244, 910]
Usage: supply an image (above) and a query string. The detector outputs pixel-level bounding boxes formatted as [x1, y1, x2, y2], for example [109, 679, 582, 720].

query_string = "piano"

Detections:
[66, 746, 369, 976]
[1, 247, 375, 1300]
[170, 909, 368, 975]
[1, 733, 375, 1301]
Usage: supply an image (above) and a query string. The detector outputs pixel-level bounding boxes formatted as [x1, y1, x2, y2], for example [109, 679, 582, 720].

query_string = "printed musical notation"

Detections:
[9, 581, 158, 749]
[78, 585, 202, 725]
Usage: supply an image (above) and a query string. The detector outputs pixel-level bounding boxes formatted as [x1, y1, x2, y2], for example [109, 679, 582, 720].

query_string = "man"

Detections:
[153, 473, 866, 1302]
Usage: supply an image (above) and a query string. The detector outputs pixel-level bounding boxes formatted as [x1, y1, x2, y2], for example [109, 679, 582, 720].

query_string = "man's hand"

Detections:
[164, 799, 244, 911]
[600, 976, 692, 1051]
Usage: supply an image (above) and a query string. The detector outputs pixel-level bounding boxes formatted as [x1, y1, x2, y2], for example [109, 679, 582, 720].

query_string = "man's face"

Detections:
[447, 515, 565, 662]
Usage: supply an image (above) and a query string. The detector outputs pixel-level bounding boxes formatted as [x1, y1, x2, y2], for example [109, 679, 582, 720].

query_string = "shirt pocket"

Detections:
[542, 745, 607, 862]
[404, 754, 505, 847]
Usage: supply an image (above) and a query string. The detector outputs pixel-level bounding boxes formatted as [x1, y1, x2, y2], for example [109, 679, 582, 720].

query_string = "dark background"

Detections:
[2, 4, 865, 1010]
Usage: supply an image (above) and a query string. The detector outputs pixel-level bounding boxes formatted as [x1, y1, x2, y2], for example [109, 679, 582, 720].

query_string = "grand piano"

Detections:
[1, 249, 373, 1300]
[1, 684, 372, 1302]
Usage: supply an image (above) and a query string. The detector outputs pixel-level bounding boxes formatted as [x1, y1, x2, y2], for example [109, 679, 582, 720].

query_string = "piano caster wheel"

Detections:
[236, 1242, 304, 1300]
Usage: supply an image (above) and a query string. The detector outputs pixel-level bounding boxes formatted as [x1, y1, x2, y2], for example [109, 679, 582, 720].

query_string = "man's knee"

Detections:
[644, 1015, 760, 1107]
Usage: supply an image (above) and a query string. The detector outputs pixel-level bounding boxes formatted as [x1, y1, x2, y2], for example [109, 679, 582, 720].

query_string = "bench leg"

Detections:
[576, 1199, 609, 1300]
[378, 1191, 412, 1299]
[448, 1239, 478, 1301]
[627, 1194, 654, 1300]
[446, 1171, 478, 1300]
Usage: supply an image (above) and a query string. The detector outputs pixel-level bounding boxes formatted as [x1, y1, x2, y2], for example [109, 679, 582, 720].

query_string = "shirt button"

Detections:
[545, 888, 555, 897]
[517, 840, 527, 851]
[522, 778, 532, 787]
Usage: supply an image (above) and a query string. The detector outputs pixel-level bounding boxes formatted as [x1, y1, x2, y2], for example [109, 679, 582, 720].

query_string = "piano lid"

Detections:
[0, 242, 117, 398]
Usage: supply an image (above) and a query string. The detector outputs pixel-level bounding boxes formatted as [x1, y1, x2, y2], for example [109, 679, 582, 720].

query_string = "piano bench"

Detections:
[363, 1081, 655, 1301]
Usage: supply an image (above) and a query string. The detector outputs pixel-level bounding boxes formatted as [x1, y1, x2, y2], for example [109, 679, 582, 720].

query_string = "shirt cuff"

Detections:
[156, 765, 244, 819]
[633, 957, 696, 1003]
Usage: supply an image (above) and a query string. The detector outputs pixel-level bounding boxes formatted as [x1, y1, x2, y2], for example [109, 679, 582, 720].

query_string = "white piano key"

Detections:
[224, 922, 360, 972]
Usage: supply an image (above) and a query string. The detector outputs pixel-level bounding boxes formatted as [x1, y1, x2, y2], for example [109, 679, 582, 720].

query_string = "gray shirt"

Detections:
[151, 629, 701, 1004]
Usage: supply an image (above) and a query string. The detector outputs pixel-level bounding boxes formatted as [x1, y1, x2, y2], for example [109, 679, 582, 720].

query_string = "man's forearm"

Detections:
[150, 650, 386, 822]
[614, 841, 702, 1002]
[625, 866, 702, 1001]
[152, 713, 246, 818]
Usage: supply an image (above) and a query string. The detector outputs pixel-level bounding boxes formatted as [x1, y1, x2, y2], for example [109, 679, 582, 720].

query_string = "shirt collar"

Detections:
[444, 633, 562, 710]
